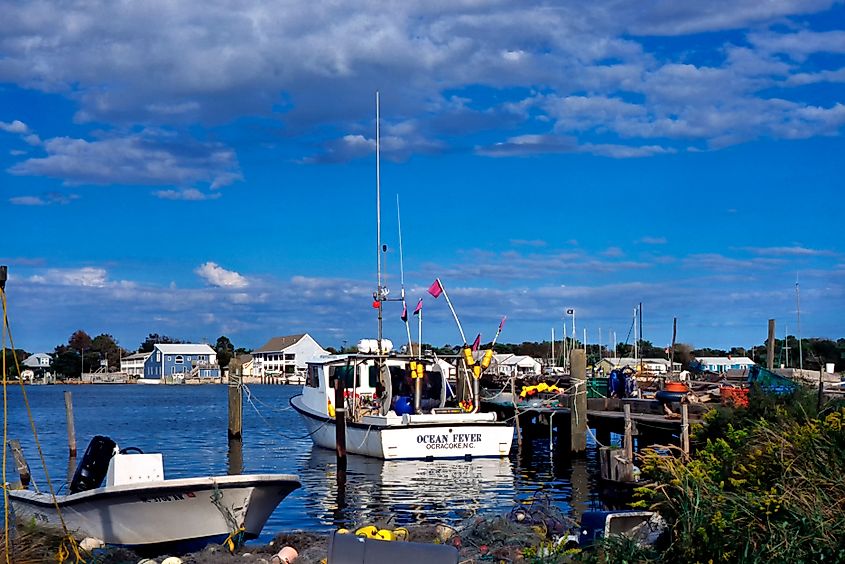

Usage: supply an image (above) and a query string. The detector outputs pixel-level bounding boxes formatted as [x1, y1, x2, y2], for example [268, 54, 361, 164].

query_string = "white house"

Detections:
[694, 356, 755, 373]
[252, 334, 328, 378]
[120, 352, 151, 378]
[595, 357, 680, 375]
[485, 353, 542, 378]
[22, 353, 52, 370]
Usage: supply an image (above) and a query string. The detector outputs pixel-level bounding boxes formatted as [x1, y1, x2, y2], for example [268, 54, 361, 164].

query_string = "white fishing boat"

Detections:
[8, 436, 300, 553]
[290, 349, 514, 459]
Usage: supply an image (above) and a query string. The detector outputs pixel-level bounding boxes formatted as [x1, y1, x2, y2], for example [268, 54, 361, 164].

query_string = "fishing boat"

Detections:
[291, 352, 514, 459]
[290, 93, 513, 460]
[8, 436, 300, 553]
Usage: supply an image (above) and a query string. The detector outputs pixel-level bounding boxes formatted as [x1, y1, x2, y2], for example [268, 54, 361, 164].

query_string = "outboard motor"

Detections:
[69, 435, 117, 493]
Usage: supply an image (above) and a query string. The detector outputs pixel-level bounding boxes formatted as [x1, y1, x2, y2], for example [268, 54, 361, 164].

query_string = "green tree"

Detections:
[215, 335, 235, 368]
[138, 333, 182, 353]
[68, 329, 93, 352]
[91, 333, 126, 372]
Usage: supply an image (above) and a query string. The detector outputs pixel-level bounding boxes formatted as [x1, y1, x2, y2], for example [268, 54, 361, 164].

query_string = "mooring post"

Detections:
[570, 349, 587, 454]
[227, 370, 242, 440]
[334, 378, 347, 471]
[623, 403, 634, 480]
[511, 376, 522, 449]
[767, 319, 776, 370]
[8, 439, 31, 489]
[64, 390, 77, 458]
[681, 403, 690, 458]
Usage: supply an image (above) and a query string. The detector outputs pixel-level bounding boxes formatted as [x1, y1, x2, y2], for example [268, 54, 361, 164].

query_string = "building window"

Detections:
[167, 356, 172, 361]
[175, 355, 183, 364]
[284, 354, 295, 361]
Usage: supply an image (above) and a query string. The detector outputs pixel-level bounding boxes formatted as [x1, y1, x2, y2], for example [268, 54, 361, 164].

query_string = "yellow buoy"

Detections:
[462, 347, 475, 366]
[481, 349, 493, 369]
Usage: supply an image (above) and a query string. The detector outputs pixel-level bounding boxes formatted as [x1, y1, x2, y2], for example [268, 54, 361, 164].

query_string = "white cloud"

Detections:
[639, 236, 667, 245]
[29, 267, 109, 287]
[9, 129, 242, 189]
[0, 120, 29, 134]
[195, 262, 249, 288]
[154, 188, 222, 201]
[9, 192, 79, 206]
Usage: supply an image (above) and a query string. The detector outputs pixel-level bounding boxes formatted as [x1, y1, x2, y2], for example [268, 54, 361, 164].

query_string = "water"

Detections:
[4, 384, 606, 544]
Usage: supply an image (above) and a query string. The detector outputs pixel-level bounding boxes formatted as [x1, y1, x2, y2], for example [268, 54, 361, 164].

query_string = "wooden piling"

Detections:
[8, 439, 30, 489]
[767, 319, 776, 370]
[570, 349, 587, 454]
[681, 403, 690, 458]
[511, 376, 522, 449]
[227, 370, 242, 440]
[334, 379, 347, 471]
[64, 391, 77, 458]
[622, 404, 634, 480]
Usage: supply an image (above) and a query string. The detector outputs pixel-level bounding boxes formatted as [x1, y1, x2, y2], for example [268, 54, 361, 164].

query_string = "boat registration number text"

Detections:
[416, 433, 482, 450]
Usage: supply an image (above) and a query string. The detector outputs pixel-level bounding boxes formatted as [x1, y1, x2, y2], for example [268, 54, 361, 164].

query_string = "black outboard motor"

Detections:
[69, 435, 117, 494]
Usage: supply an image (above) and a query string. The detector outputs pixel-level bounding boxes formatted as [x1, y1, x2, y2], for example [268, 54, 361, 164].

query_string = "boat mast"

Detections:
[376, 91, 384, 354]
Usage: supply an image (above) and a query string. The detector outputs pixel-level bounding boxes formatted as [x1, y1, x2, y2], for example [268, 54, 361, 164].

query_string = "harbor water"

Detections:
[4, 384, 605, 545]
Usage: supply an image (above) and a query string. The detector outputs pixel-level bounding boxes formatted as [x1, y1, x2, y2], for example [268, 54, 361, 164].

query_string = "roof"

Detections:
[22, 353, 51, 367]
[237, 353, 253, 363]
[696, 356, 754, 365]
[153, 343, 216, 355]
[254, 334, 307, 353]
[123, 352, 151, 361]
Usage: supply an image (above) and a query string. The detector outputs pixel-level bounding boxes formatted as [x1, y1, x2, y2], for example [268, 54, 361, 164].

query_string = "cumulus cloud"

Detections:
[0, 120, 29, 134]
[0, 0, 840, 163]
[29, 267, 110, 287]
[154, 188, 222, 201]
[9, 129, 242, 189]
[195, 262, 249, 288]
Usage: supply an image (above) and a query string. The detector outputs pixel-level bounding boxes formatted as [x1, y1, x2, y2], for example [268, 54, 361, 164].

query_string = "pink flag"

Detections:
[401, 302, 408, 322]
[498, 316, 507, 332]
[471, 334, 481, 352]
[428, 279, 443, 298]
[413, 298, 423, 315]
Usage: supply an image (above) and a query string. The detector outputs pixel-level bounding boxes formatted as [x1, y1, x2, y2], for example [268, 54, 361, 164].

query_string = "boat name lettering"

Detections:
[140, 493, 185, 503]
[416, 433, 482, 449]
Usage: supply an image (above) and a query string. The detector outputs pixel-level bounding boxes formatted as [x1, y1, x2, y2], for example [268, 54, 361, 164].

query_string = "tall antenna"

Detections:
[375, 91, 384, 353]
[396, 194, 406, 300]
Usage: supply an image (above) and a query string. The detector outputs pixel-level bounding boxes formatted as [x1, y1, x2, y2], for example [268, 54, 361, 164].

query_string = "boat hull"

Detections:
[291, 395, 513, 459]
[8, 474, 300, 551]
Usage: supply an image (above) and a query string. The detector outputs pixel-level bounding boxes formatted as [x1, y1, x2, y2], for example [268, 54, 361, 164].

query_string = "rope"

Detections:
[1, 289, 83, 563]
[242, 386, 329, 440]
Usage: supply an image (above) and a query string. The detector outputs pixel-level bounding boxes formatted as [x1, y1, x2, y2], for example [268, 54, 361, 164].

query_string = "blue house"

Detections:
[142, 343, 220, 382]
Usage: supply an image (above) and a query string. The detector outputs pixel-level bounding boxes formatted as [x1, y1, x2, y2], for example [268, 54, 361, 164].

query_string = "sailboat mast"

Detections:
[376, 91, 383, 352]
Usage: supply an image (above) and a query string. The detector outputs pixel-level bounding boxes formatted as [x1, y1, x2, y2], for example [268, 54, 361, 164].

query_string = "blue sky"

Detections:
[1, 0, 843, 354]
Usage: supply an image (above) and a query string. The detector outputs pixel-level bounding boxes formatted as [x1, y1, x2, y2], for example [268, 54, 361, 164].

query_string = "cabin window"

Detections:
[329, 365, 356, 389]
[284, 353, 295, 361]
[175, 355, 183, 364]
[306, 365, 320, 388]
[367, 366, 380, 388]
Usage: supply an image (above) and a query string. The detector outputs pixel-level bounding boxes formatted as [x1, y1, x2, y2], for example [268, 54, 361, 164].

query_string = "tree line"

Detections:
[5, 330, 250, 380]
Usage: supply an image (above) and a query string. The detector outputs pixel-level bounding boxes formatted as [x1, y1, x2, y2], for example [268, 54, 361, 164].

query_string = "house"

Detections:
[595, 357, 680, 375]
[484, 353, 542, 378]
[142, 344, 219, 382]
[693, 356, 755, 373]
[22, 353, 52, 370]
[120, 352, 151, 378]
[252, 334, 328, 378]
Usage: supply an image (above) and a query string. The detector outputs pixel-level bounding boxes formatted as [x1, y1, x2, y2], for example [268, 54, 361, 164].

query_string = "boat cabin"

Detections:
[300, 354, 452, 422]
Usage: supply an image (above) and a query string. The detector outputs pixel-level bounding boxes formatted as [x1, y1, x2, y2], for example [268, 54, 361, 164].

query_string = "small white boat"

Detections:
[9, 437, 300, 553]
[290, 354, 514, 460]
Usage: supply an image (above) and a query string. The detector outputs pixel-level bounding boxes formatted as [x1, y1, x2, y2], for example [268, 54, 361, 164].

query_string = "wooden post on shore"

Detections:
[64, 391, 77, 458]
[681, 403, 690, 458]
[334, 379, 347, 471]
[623, 404, 634, 480]
[570, 349, 587, 454]
[511, 376, 522, 449]
[8, 439, 30, 489]
[227, 370, 242, 440]
[818, 368, 825, 411]
[767, 319, 776, 370]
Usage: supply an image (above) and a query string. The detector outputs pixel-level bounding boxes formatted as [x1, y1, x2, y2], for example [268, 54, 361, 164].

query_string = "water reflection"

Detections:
[303, 448, 515, 529]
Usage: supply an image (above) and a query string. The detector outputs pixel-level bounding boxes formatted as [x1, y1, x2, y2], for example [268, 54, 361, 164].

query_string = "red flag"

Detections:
[498, 316, 507, 332]
[471, 334, 481, 352]
[427, 278, 443, 298]
[413, 298, 423, 315]
[372, 300, 380, 309]
[401, 302, 408, 322]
